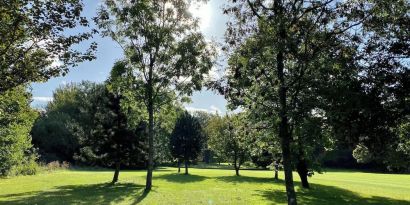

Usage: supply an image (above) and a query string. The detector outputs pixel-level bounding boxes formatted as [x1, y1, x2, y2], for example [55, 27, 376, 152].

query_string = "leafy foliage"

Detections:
[95, 0, 217, 189]
[0, 86, 38, 176]
[0, 0, 97, 93]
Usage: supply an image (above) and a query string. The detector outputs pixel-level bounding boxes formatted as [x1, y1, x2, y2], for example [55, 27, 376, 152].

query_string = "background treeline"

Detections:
[1, 69, 408, 178]
[30, 62, 184, 170]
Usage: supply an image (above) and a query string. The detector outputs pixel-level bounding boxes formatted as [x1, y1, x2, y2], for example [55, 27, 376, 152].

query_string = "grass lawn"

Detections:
[0, 167, 409, 205]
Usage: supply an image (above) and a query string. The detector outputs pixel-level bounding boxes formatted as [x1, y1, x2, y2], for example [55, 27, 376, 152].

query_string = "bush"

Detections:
[6, 152, 39, 176]
[0, 86, 39, 176]
[41, 161, 71, 172]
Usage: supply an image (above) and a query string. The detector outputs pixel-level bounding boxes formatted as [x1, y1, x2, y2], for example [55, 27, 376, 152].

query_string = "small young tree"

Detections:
[170, 111, 204, 175]
[224, 115, 250, 176]
[206, 114, 228, 164]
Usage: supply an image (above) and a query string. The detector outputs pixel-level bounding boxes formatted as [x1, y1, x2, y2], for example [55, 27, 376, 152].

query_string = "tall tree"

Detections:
[169, 111, 204, 175]
[79, 84, 146, 183]
[78, 62, 146, 183]
[222, 1, 370, 204]
[95, 0, 216, 190]
[0, 0, 97, 92]
[318, 0, 409, 172]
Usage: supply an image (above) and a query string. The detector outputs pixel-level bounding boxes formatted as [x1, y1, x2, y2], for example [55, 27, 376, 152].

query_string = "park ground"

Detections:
[0, 167, 409, 205]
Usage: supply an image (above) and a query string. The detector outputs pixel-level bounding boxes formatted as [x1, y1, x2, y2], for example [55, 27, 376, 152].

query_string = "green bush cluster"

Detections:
[0, 86, 39, 176]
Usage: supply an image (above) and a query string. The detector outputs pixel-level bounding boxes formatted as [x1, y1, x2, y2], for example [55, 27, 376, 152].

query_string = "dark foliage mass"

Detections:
[170, 112, 205, 174]
[31, 82, 147, 169]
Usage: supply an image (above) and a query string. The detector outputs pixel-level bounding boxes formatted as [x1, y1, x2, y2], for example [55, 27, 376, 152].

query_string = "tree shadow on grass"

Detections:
[216, 175, 285, 184]
[257, 183, 410, 205]
[155, 173, 209, 183]
[214, 174, 409, 205]
[0, 182, 147, 205]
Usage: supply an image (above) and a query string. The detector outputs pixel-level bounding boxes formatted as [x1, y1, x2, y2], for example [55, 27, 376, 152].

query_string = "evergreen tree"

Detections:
[170, 112, 204, 175]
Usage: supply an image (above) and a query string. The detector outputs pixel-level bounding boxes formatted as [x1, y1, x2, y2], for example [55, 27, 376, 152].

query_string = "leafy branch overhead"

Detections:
[0, 0, 98, 93]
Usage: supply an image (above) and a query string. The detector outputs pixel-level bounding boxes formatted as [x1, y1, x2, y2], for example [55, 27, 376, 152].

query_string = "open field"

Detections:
[0, 167, 409, 205]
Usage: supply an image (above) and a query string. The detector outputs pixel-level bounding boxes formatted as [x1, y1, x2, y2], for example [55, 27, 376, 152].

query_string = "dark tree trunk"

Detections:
[145, 66, 154, 191]
[184, 159, 188, 175]
[274, 160, 279, 180]
[297, 159, 310, 189]
[246, 0, 297, 203]
[277, 50, 297, 205]
[112, 161, 120, 183]
[233, 153, 240, 176]
[178, 158, 181, 173]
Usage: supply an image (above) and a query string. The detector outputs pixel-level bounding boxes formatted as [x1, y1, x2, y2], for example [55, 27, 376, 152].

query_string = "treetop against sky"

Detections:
[30, 0, 228, 114]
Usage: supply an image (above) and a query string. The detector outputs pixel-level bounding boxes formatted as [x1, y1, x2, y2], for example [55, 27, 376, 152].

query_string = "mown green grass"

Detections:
[0, 167, 409, 205]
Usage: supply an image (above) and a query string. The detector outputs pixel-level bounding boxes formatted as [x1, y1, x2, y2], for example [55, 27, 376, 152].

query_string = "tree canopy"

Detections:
[0, 0, 97, 93]
[95, 0, 217, 190]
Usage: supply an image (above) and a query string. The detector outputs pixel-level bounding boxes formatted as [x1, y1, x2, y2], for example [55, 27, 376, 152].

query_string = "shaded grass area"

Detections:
[0, 167, 409, 205]
[0, 183, 145, 205]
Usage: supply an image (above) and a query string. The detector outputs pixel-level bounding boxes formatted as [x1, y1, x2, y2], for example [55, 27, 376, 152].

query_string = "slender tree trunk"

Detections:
[235, 159, 242, 176]
[184, 159, 188, 175]
[274, 160, 279, 180]
[112, 161, 120, 183]
[277, 49, 297, 205]
[145, 66, 154, 191]
[178, 158, 181, 173]
[297, 159, 309, 189]
[233, 154, 240, 176]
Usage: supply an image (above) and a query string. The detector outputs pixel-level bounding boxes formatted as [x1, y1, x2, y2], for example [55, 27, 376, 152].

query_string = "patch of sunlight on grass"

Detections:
[0, 167, 409, 205]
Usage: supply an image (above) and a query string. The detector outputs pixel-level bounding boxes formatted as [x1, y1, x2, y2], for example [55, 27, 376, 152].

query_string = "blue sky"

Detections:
[31, 0, 228, 114]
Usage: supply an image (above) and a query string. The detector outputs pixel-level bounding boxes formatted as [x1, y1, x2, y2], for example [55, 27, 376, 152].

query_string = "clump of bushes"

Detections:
[5, 152, 40, 177]
[0, 86, 40, 177]
[41, 161, 71, 172]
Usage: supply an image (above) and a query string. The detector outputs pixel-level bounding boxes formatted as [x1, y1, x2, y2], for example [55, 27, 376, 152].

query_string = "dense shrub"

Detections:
[0, 86, 39, 176]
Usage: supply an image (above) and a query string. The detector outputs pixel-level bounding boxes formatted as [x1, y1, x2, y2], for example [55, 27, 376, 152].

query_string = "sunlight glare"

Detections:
[189, 1, 212, 31]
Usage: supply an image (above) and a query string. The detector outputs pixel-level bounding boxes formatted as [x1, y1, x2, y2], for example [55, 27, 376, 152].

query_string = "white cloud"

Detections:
[185, 106, 210, 113]
[185, 105, 222, 114]
[32, 96, 53, 102]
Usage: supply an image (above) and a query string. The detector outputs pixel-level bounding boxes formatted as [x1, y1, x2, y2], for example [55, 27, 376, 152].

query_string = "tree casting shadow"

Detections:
[155, 173, 209, 183]
[257, 183, 410, 205]
[0, 182, 147, 205]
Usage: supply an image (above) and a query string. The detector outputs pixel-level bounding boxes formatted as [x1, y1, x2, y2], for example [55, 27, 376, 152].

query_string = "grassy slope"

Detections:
[0, 167, 409, 205]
